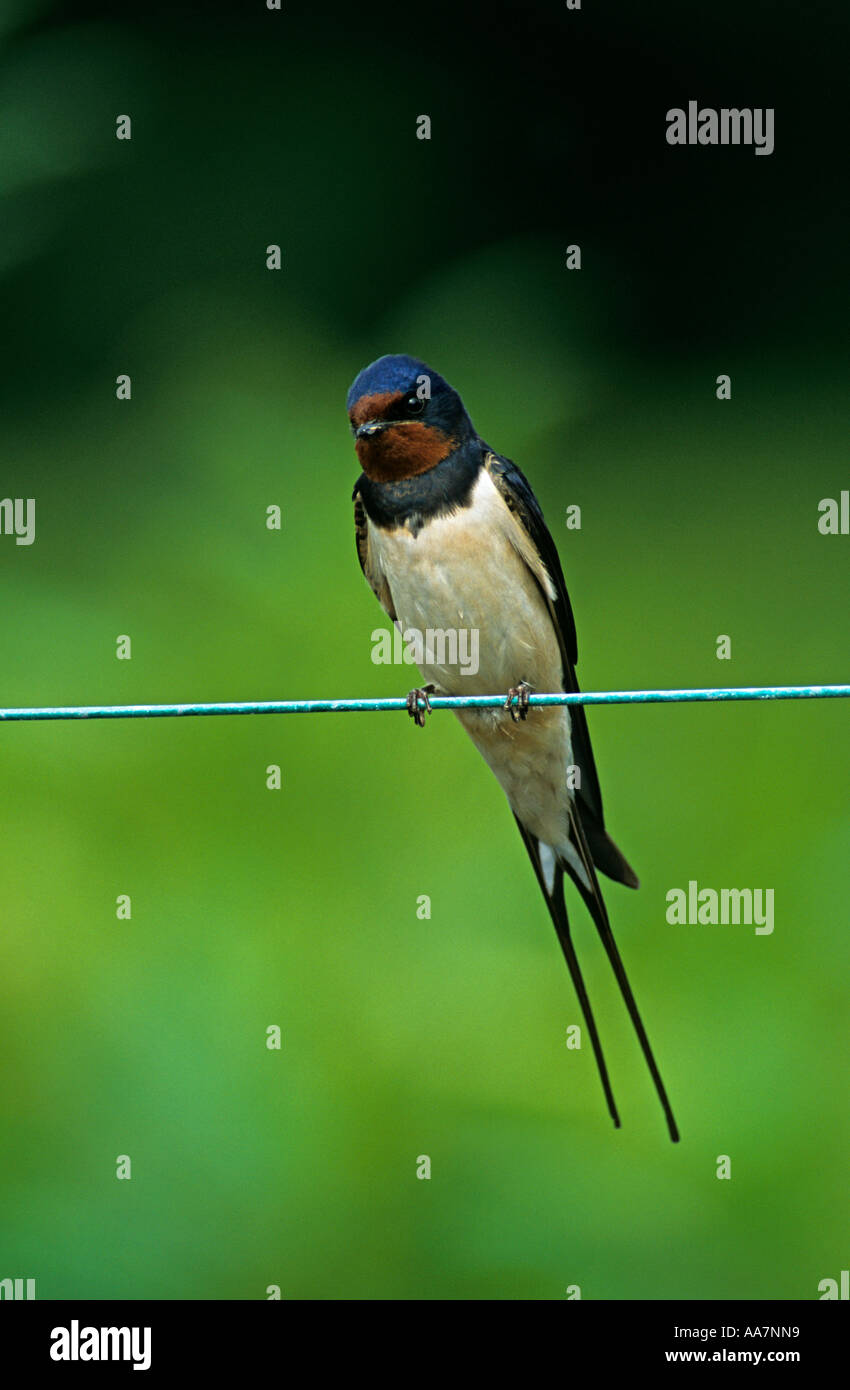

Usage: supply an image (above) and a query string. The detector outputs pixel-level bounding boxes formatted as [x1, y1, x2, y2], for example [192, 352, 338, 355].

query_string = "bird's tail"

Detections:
[515, 810, 680, 1142]
[514, 816, 621, 1131]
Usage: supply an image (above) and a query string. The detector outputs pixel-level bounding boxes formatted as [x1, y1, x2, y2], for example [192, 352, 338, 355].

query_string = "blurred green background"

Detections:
[1, 0, 847, 1299]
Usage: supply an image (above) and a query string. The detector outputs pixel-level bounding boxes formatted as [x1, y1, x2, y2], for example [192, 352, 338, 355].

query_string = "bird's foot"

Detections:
[504, 681, 533, 722]
[406, 685, 436, 728]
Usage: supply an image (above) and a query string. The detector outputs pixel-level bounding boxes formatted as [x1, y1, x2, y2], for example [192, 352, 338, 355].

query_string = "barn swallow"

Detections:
[348, 354, 679, 1142]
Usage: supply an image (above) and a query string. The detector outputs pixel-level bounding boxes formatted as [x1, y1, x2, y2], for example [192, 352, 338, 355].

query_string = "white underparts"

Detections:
[539, 842, 557, 896]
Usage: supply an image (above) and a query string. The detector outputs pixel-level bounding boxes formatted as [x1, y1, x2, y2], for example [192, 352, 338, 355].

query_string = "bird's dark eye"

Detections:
[405, 394, 425, 415]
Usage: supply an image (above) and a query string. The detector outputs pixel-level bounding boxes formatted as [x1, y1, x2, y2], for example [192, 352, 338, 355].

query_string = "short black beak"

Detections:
[355, 420, 390, 440]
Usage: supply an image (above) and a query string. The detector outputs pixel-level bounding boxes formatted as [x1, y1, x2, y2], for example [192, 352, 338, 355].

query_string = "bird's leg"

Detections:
[504, 680, 533, 722]
[406, 684, 436, 728]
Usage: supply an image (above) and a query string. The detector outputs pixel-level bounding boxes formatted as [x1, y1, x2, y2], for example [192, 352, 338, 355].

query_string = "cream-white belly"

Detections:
[368, 469, 577, 853]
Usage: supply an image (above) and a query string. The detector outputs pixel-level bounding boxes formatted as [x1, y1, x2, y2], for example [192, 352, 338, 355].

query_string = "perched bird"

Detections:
[348, 353, 679, 1142]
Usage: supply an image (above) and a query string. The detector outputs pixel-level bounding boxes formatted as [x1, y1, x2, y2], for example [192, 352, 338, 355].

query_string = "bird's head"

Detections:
[346, 354, 475, 483]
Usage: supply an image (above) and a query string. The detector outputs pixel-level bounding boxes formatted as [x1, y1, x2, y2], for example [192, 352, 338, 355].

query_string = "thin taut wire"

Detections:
[0, 685, 848, 722]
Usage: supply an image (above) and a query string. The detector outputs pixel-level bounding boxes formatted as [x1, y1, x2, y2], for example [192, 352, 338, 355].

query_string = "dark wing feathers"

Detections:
[353, 480, 397, 622]
[353, 486, 370, 581]
[485, 451, 637, 889]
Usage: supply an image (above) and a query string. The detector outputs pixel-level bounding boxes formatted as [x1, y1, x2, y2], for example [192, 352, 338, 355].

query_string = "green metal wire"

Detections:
[0, 685, 848, 722]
